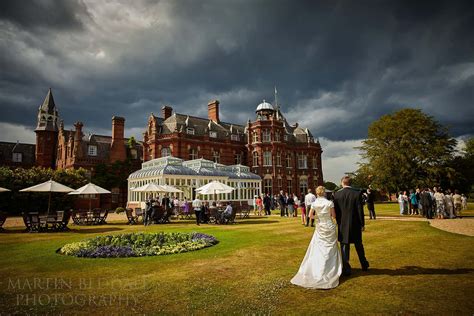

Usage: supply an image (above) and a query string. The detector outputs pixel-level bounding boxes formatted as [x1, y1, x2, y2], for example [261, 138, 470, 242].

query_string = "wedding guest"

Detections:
[279, 191, 288, 217]
[444, 190, 454, 219]
[300, 196, 307, 225]
[365, 187, 376, 220]
[433, 187, 445, 219]
[192, 196, 203, 226]
[221, 202, 233, 223]
[173, 196, 180, 219]
[398, 192, 405, 215]
[263, 193, 272, 216]
[461, 194, 468, 213]
[452, 190, 462, 218]
[420, 188, 433, 219]
[304, 188, 316, 227]
[293, 194, 300, 218]
[402, 191, 409, 215]
[409, 190, 419, 215]
[252, 195, 258, 215]
[287, 193, 295, 217]
[416, 188, 424, 216]
[182, 197, 190, 217]
[256, 195, 263, 216]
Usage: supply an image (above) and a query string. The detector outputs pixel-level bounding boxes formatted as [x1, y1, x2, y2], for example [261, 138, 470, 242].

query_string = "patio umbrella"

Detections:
[132, 182, 163, 192]
[196, 180, 234, 202]
[69, 183, 111, 211]
[0, 187, 10, 192]
[20, 179, 75, 214]
[159, 184, 183, 193]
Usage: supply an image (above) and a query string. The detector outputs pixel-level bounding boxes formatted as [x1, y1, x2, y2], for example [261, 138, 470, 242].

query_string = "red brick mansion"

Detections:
[142, 100, 323, 196]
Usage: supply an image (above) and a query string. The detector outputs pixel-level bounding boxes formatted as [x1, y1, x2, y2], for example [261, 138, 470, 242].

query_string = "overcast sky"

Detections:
[0, 0, 473, 183]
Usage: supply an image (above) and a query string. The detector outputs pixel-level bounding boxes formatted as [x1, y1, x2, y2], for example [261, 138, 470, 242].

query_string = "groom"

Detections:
[334, 176, 369, 276]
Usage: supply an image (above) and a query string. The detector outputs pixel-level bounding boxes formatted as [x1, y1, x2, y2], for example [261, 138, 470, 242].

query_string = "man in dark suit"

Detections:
[420, 188, 433, 219]
[334, 176, 369, 276]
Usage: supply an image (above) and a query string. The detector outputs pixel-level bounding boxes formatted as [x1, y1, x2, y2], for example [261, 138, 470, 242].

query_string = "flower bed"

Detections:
[58, 232, 218, 258]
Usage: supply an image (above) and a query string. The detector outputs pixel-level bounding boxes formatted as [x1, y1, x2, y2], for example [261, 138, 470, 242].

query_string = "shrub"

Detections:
[58, 232, 218, 258]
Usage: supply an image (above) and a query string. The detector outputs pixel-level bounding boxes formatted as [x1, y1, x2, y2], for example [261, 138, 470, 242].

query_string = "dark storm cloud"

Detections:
[0, 0, 473, 143]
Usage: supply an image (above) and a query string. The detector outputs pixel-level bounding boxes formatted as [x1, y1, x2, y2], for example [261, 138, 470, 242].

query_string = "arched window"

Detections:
[161, 147, 171, 157]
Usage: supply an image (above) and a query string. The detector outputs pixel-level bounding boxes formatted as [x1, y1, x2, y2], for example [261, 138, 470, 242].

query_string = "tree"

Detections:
[357, 108, 456, 194]
[443, 137, 474, 194]
[323, 181, 338, 191]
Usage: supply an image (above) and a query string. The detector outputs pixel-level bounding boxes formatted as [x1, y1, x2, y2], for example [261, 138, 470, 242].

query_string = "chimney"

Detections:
[208, 100, 219, 123]
[161, 106, 173, 120]
[73, 122, 84, 157]
[110, 116, 126, 162]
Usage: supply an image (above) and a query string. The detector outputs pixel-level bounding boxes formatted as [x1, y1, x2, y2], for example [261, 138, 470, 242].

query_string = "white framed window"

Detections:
[253, 151, 259, 166]
[161, 147, 171, 157]
[275, 132, 280, 142]
[231, 134, 239, 141]
[286, 154, 292, 168]
[234, 153, 242, 164]
[252, 132, 258, 143]
[262, 129, 271, 142]
[284, 134, 288, 141]
[12, 152, 22, 162]
[209, 131, 217, 138]
[263, 151, 272, 166]
[312, 156, 318, 169]
[186, 127, 195, 135]
[189, 148, 198, 160]
[88, 145, 97, 156]
[264, 179, 272, 194]
[212, 150, 220, 163]
[299, 178, 308, 195]
[276, 152, 281, 166]
[298, 154, 307, 169]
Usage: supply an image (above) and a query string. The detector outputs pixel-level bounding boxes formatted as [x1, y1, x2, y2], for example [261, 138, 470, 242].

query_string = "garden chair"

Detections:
[126, 208, 138, 225]
[98, 209, 108, 224]
[58, 210, 71, 231]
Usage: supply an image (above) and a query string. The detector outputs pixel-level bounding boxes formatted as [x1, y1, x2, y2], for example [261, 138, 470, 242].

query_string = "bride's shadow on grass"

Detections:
[340, 266, 473, 284]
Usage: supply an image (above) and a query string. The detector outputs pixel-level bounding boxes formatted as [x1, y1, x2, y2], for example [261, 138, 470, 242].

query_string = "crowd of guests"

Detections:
[397, 188, 468, 219]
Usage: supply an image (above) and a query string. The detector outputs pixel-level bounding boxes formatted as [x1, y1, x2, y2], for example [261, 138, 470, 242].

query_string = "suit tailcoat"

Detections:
[334, 187, 365, 244]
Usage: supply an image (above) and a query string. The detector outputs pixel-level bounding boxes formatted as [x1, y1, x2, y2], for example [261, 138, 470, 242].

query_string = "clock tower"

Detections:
[35, 88, 59, 168]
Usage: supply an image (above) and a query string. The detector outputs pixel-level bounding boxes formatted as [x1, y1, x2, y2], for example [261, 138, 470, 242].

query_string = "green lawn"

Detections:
[0, 209, 473, 314]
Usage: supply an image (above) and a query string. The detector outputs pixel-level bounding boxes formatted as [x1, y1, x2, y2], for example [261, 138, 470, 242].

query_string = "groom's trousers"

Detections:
[341, 242, 368, 275]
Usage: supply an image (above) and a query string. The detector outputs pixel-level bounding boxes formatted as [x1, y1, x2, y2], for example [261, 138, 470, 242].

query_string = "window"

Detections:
[252, 132, 258, 143]
[130, 149, 138, 159]
[298, 154, 307, 169]
[88, 145, 97, 156]
[287, 180, 292, 192]
[299, 178, 308, 195]
[253, 151, 259, 166]
[262, 129, 271, 142]
[278, 178, 282, 191]
[209, 131, 217, 138]
[189, 148, 198, 160]
[212, 150, 220, 163]
[284, 134, 288, 141]
[286, 154, 292, 168]
[161, 147, 171, 157]
[186, 127, 195, 135]
[12, 152, 22, 162]
[231, 134, 239, 141]
[264, 179, 272, 194]
[276, 152, 281, 166]
[234, 153, 242, 164]
[263, 151, 272, 166]
[275, 132, 280, 142]
[312, 156, 318, 169]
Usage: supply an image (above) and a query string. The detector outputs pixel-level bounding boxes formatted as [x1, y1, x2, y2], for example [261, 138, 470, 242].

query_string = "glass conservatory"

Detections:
[127, 156, 262, 207]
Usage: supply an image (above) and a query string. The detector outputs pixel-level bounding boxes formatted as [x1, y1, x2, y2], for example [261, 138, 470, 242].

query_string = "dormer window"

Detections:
[231, 134, 239, 141]
[186, 127, 195, 135]
[88, 145, 97, 156]
[12, 152, 22, 162]
[209, 131, 217, 138]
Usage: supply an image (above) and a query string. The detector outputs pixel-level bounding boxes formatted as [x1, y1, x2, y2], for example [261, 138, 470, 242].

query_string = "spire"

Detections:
[36, 88, 59, 132]
[40, 88, 57, 114]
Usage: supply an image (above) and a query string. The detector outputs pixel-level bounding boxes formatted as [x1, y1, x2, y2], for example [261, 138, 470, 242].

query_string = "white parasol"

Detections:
[69, 183, 111, 211]
[20, 179, 75, 213]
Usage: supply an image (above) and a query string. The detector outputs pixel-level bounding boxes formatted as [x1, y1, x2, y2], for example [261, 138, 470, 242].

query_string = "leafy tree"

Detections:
[323, 181, 338, 191]
[357, 108, 456, 194]
[442, 137, 474, 194]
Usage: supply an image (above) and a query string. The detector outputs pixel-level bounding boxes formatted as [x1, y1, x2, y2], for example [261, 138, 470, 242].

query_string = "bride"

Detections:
[291, 186, 342, 289]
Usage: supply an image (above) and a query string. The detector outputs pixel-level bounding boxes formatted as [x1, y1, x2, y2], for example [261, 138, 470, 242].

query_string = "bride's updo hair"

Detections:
[316, 186, 326, 197]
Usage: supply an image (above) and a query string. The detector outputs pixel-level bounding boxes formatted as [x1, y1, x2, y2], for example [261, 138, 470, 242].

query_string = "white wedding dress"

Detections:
[291, 197, 342, 289]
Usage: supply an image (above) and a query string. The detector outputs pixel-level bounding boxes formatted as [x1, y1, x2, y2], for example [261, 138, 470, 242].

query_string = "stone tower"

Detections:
[35, 88, 59, 168]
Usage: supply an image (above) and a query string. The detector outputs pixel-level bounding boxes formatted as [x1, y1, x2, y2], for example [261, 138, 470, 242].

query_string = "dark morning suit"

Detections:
[334, 187, 369, 275]
[420, 191, 433, 219]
